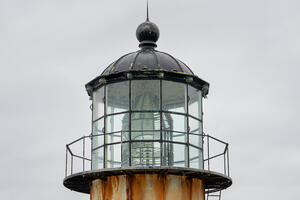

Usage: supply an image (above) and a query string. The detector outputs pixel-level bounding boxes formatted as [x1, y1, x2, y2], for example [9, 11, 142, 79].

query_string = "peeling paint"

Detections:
[91, 174, 204, 200]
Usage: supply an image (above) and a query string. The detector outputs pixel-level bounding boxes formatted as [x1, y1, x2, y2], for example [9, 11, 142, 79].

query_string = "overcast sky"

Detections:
[0, 0, 299, 199]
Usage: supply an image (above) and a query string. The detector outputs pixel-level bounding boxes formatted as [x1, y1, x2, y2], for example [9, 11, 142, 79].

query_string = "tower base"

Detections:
[90, 174, 205, 200]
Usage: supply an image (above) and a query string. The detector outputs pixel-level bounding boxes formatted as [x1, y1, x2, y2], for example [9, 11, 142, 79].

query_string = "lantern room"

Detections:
[88, 19, 208, 170]
[64, 12, 232, 200]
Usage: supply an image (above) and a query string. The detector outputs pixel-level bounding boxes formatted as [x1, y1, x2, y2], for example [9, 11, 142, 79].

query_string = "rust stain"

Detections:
[165, 176, 191, 200]
[191, 178, 205, 200]
[91, 179, 104, 200]
[126, 175, 132, 200]
[91, 174, 204, 200]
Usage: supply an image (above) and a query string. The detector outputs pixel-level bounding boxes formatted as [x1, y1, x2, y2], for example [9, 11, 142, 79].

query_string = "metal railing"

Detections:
[65, 133, 230, 178]
[65, 135, 92, 176]
[204, 134, 230, 177]
[207, 190, 222, 200]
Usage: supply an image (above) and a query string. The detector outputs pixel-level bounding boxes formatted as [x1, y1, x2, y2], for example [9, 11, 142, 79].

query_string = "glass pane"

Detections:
[93, 118, 104, 135]
[131, 111, 160, 140]
[106, 81, 129, 114]
[93, 87, 105, 121]
[92, 147, 103, 169]
[189, 117, 203, 148]
[162, 113, 187, 143]
[106, 113, 129, 133]
[163, 130, 186, 143]
[188, 85, 202, 119]
[92, 134, 104, 149]
[122, 131, 130, 141]
[162, 81, 187, 113]
[132, 130, 160, 140]
[106, 143, 121, 168]
[161, 142, 171, 166]
[131, 142, 160, 166]
[131, 80, 160, 111]
[121, 142, 130, 167]
[162, 113, 187, 133]
[189, 146, 203, 169]
[189, 134, 202, 148]
[162, 143, 187, 167]
[189, 117, 202, 135]
[92, 118, 104, 148]
[106, 132, 122, 144]
[173, 143, 187, 167]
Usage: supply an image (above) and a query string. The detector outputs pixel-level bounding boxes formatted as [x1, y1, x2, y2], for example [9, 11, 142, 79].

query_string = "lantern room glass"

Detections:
[91, 79, 203, 170]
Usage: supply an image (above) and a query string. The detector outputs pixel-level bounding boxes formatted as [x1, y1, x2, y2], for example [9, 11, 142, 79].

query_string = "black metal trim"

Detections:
[159, 79, 163, 165]
[129, 80, 132, 166]
[103, 85, 107, 168]
[85, 71, 209, 97]
[92, 140, 204, 152]
[186, 83, 190, 167]
[63, 167, 232, 194]
[93, 110, 203, 124]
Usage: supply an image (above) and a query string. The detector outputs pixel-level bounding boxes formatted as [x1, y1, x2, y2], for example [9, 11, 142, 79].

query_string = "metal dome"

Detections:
[100, 16, 195, 76]
[101, 48, 194, 76]
[86, 18, 209, 97]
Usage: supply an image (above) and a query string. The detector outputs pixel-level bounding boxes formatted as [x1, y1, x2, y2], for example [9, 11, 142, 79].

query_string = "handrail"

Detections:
[65, 133, 230, 178]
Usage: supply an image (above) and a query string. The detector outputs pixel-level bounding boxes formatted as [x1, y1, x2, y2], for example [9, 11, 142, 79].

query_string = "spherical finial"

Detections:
[136, 1, 160, 48]
[136, 20, 160, 48]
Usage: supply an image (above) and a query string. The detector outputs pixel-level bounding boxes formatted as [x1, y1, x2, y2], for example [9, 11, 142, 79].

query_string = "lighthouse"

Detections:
[63, 9, 232, 200]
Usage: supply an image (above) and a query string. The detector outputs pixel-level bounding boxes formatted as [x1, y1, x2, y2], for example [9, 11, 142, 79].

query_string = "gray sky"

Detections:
[0, 0, 299, 199]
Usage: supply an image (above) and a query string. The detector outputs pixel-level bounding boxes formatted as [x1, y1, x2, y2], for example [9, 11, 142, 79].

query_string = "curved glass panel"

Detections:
[132, 141, 161, 166]
[162, 142, 187, 167]
[188, 85, 202, 119]
[121, 143, 130, 167]
[131, 112, 160, 131]
[106, 81, 129, 114]
[91, 80, 204, 170]
[106, 143, 121, 168]
[162, 113, 187, 143]
[189, 117, 203, 147]
[130, 111, 160, 166]
[131, 80, 160, 111]
[92, 118, 104, 147]
[189, 146, 203, 169]
[93, 87, 104, 121]
[106, 113, 129, 133]
[92, 147, 103, 169]
[131, 112, 160, 140]
[162, 113, 187, 132]
[162, 81, 187, 113]
[173, 143, 187, 167]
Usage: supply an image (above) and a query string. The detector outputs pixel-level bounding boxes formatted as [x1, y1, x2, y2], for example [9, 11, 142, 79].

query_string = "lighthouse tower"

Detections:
[63, 10, 232, 200]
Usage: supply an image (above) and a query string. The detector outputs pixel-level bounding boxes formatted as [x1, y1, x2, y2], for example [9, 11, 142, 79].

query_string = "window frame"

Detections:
[91, 79, 204, 170]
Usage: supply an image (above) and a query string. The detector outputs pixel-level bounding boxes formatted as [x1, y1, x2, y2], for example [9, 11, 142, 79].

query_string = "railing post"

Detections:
[65, 146, 68, 177]
[90, 135, 92, 171]
[207, 134, 210, 171]
[71, 155, 73, 174]
[224, 151, 226, 175]
[227, 145, 230, 177]
[224, 145, 228, 176]
[83, 137, 85, 171]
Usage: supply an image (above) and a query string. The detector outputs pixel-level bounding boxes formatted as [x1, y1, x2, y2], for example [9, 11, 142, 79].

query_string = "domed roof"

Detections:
[101, 48, 194, 76]
[100, 15, 195, 76]
[86, 14, 209, 97]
